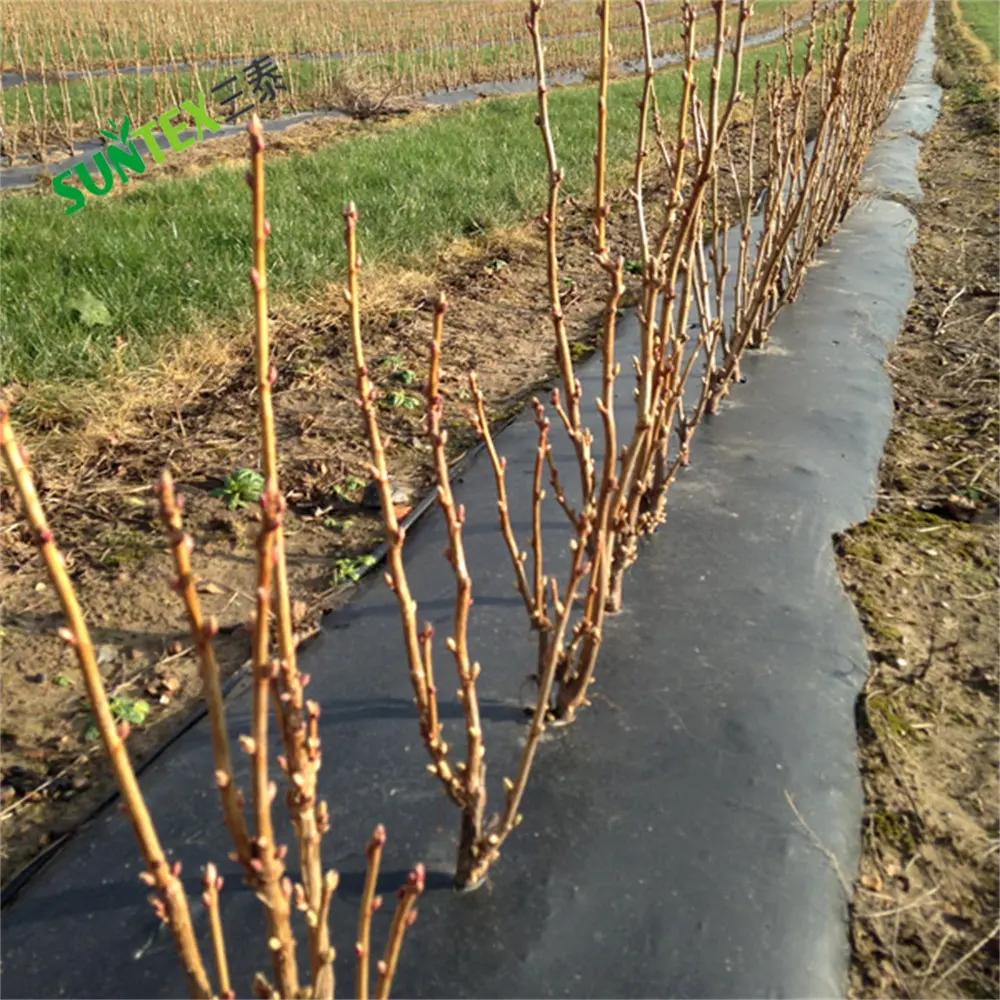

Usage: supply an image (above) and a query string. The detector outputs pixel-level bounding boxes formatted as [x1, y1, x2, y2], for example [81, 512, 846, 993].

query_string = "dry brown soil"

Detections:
[842, 5, 999, 997]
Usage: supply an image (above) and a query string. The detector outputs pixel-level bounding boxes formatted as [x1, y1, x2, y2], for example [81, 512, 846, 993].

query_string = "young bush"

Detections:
[351, 0, 928, 891]
[0, 114, 423, 1000]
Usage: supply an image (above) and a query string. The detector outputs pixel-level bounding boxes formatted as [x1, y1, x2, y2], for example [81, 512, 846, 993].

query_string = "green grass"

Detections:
[958, 0, 1000, 62]
[0, 5, 869, 386]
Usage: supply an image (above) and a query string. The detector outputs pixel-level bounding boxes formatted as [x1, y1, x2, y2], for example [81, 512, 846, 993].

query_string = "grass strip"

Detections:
[957, 0, 999, 63]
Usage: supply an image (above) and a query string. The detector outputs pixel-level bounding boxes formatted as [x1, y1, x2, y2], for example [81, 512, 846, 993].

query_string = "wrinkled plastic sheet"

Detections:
[0, 7, 939, 997]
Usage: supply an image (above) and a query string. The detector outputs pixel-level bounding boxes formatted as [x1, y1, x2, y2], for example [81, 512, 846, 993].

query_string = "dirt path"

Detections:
[843, 5, 999, 997]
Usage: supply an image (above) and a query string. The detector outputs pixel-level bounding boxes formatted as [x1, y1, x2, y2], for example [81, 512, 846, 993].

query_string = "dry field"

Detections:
[0, 0, 812, 158]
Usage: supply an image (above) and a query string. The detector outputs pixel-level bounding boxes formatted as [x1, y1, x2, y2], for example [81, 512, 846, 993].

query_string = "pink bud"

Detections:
[264, 219, 272, 238]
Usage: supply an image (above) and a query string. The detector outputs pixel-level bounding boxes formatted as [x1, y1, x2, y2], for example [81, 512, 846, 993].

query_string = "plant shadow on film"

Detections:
[0, 0, 928, 995]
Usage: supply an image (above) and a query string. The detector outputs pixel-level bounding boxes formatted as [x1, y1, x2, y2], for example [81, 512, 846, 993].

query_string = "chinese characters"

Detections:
[211, 55, 287, 123]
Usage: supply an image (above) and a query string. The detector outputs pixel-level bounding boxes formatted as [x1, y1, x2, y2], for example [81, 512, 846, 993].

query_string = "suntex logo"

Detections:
[53, 94, 224, 215]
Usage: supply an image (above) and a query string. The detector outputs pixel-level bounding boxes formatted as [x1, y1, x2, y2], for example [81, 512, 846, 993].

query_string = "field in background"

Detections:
[0, 0, 858, 388]
[0, 0, 811, 159]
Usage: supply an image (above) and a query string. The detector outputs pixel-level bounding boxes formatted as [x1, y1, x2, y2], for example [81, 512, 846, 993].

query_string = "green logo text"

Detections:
[54, 95, 224, 215]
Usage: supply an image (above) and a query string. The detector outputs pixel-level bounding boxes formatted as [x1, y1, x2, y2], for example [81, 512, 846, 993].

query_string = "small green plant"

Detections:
[210, 468, 264, 510]
[323, 517, 354, 532]
[332, 476, 367, 503]
[332, 554, 376, 585]
[381, 390, 421, 410]
[486, 258, 508, 272]
[624, 259, 643, 275]
[84, 696, 151, 741]
[378, 355, 417, 385]
[338, 475, 367, 498]
[52, 674, 73, 688]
